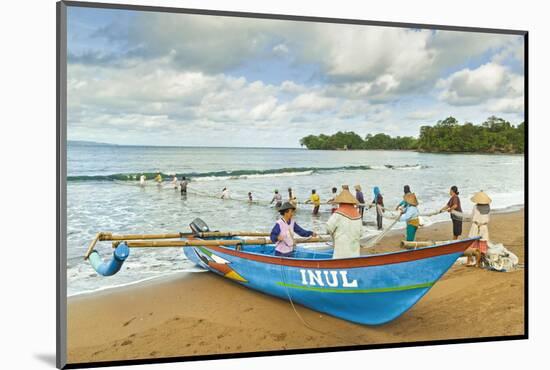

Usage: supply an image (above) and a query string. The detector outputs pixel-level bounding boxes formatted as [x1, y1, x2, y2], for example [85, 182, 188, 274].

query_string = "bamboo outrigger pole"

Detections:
[85, 232, 331, 258]
[84, 232, 103, 260]
[99, 231, 272, 241]
[122, 236, 331, 248]
[400, 240, 455, 249]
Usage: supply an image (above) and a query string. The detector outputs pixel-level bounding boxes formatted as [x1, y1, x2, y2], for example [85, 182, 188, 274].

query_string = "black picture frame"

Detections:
[56, 1, 528, 368]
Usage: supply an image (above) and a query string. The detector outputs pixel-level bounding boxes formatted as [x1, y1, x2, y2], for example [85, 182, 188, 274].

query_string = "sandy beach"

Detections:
[67, 209, 525, 364]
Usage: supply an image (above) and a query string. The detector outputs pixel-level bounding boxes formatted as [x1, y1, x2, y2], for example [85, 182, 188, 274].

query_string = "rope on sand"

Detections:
[279, 262, 363, 345]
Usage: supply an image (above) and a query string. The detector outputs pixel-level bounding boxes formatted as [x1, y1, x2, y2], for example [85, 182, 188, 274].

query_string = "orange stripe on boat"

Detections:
[203, 239, 476, 269]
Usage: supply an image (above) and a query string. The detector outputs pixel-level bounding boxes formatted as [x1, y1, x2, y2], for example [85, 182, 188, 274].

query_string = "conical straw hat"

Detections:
[403, 193, 419, 206]
[471, 191, 491, 205]
[354, 184, 362, 191]
[334, 188, 359, 204]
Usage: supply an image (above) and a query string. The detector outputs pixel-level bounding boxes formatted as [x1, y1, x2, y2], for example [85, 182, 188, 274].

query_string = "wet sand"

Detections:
[67, 209, 525, 364]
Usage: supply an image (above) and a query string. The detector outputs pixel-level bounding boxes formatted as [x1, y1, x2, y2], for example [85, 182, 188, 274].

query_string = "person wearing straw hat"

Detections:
[354, 185, 365, 220]
[399, 193, 420, 242]
[464, 191, 492, 267]
[270, 202, 316, 257]
[326, 187, 363, 259]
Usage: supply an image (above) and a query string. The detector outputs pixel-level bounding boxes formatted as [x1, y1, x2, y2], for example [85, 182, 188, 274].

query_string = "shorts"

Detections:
[452, 218, 462, 236]
[313, 205, 320, 214]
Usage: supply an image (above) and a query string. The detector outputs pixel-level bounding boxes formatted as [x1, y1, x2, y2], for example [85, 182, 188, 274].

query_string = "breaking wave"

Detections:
[67, 164, 429, 182]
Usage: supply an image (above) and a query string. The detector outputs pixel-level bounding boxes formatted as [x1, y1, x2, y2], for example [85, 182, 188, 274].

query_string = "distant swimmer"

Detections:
[221, 187, 230, 199]
[271, 189, 283, 208]
[154, 172, 163, 185]
[180, 176, 188, 195]
[248, 192, 253, 203]
[171, 175, 178, 189]
[305, 189, 321, 215]
[139, 174, 146, 187]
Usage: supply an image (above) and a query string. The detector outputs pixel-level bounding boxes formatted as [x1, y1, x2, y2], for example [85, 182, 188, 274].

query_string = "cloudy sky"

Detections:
[67, 7, 525, 147]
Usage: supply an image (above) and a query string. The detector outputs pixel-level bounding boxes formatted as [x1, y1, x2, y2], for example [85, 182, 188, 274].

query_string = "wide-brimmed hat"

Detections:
[334, 189, 359, 204]
[278, 202, 296, 212]
[354, 184, 362, 191]
[471, 191, 491, 205]
[404, 193, 419, 206]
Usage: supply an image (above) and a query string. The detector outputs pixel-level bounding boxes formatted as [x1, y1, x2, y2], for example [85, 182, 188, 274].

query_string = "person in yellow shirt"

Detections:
[306, 189, 321, 215]
[154, 172, 163, 185]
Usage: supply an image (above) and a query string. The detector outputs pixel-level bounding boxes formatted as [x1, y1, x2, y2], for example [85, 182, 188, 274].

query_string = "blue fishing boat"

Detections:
[181, 238, 477, 325]
[86, 220, 479, 325]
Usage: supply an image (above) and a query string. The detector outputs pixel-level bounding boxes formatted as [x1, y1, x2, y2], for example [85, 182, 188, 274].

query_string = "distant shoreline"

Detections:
[68, 141, 523, 154]
[304, 148, 523, 155]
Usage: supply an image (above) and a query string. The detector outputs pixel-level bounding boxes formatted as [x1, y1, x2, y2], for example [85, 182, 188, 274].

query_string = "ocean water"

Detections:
[66, 143, 525, 296]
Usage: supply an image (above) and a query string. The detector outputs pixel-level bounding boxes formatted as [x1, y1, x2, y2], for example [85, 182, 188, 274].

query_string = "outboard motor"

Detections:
[189, 218, 210, 234]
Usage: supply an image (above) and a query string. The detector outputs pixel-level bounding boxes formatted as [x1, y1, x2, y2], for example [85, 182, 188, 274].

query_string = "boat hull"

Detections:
[183, 238, 477, 325]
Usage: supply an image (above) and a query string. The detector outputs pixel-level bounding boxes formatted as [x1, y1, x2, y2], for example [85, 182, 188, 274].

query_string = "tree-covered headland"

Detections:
[299, 116, 524, 153]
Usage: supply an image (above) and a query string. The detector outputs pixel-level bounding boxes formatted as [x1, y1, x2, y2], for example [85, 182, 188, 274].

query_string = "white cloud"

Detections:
[436, 62, 523, 107]
[272, 43, 289, 55]
[488, 96, 524, 114]
[68, 11, 525, 145]
[67, 57, 390, 145]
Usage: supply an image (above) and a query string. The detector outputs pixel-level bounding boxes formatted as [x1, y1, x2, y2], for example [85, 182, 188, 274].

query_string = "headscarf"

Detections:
[373, 186, 381, 199]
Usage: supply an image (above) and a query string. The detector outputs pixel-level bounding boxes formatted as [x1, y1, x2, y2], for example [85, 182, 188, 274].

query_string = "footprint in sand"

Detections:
[121, 339, 133, 346]
[271, 333, 287, 341]
[122, 317, 136, 327]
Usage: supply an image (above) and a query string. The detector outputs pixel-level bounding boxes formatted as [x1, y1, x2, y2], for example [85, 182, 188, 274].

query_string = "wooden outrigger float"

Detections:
[85, 218, 478, 325]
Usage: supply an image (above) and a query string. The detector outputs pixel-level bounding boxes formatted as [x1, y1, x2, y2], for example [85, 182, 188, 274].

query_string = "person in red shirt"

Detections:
[440, 185, 463, 240]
